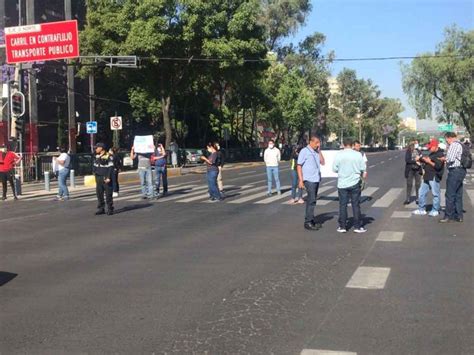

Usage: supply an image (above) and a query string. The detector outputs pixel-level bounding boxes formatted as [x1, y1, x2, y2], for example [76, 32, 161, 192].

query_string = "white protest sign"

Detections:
[133, 135, 155, 154]
[320, 150, 340, 178]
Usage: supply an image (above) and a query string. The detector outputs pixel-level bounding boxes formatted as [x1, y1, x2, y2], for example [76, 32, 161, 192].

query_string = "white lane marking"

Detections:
[346, 266, 391, 289]
[228, 185, 288, 204]
[468, 190, 474, 205]
[0, 212, 49, 222]
[201, 185, 255, 203]
[238, 170, 257, 175]
[391, 211, 412, 218]
[380, 160, 385, 164]
[175, 185, 238, 203]
[372, 188, 402, 208]
[376, 231, 404, 242]
[388, 158, 393, 161]
[321, 179, 337, 186]
[301, 350, 357, 355]
[317, 189, 339, 206]
[368, 164, 376, 168]
[156, 185, 211, 202]
[255, 188, 292, 204]
[361, 186, 379, 198]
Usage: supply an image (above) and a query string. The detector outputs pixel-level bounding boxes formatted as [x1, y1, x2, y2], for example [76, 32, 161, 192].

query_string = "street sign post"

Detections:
[438, 124, 453, 132]
[4, 20, 79, 64]
[110, 116, 122, 130]
[86, 121, 97, 134]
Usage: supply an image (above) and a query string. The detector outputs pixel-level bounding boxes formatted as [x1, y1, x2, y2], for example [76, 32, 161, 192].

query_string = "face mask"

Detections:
[268, 144, 274, 149]
[414, 144, 419, 149]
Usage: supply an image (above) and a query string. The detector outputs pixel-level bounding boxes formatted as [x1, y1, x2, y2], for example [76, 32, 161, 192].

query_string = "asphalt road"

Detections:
[1, 150, 473, 354]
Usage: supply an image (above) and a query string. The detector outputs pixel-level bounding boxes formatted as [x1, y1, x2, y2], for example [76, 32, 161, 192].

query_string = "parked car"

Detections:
[184, 149, 203, 165]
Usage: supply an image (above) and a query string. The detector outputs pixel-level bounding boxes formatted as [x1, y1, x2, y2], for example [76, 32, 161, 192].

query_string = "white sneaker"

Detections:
[428, 210, 439, 217]
[412, 209, 427, 215]
[354, 227, 367, 233]
[112, 192, 119, 198]
[337, 227, 347, 233]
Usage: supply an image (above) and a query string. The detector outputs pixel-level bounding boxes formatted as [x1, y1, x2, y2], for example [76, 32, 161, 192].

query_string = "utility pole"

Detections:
[26, 0, 38, 153]
[89, 71, 95, 153]
[65, 0, 76, 153]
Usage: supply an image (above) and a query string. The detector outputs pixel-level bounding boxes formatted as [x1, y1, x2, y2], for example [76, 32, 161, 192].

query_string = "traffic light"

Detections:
[10, 92, 25, 118]
[15, 117, 24, 135]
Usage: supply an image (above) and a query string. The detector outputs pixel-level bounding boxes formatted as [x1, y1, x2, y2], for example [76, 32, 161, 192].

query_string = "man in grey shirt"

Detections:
[131, 146, 155, 199]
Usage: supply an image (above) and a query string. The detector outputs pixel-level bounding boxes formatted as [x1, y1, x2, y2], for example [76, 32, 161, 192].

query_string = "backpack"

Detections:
[457, 142, 472, 169]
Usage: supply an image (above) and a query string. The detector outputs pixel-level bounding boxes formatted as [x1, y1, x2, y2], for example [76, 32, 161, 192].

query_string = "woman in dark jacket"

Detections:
[404, 143, 422, 205]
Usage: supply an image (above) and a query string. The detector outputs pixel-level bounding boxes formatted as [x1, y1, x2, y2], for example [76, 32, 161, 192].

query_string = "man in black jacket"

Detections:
[93, 143, 114, 215]
[412, 139, 445, 217]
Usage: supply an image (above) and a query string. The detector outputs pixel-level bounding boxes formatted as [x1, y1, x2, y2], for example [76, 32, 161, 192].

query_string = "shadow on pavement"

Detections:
[314, 212, 337, 225]
[114, 203, 153, 214]
[0, 272, 18, 287]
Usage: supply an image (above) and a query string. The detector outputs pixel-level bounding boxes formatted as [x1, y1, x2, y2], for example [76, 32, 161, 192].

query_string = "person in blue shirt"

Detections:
[297, 136, 326, 231]
[333, 137, 367, 233]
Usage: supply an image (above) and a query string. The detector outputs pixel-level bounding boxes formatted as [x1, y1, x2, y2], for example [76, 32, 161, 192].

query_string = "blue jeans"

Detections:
[418, 178, 441, 212]
[266, 166, 281, 194]
[207, 169, 221, 199]
[155, 166, 168, 194]
[291, 170, 303, 200]
[58, 168, 70, 198]
[338, 183, 362, 229]
[445, 168, 466, 220]
[138, 167, 154, 198]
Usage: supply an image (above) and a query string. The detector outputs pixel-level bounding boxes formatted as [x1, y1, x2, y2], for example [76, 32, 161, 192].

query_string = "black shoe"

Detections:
[95, 210, 105, 215]
[415, 199, 419, 205]
[312, 222, 322, 229]
[403, 200, 410, 205]
[439, 218, 455, 223]
[107, 210, 114, 216]
[13, 196, 18, 200]
[304, 223, 320, 231]
[455, 218, 463, 223]
[1, 197, 6, 201]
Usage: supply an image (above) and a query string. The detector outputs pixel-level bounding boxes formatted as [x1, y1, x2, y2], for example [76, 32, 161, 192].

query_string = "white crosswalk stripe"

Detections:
[372, 188, 403, 208]
[255, 188, 292, 204]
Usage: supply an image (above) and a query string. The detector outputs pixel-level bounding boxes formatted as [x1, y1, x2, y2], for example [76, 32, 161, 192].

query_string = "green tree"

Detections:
[402, 26, 474, 135]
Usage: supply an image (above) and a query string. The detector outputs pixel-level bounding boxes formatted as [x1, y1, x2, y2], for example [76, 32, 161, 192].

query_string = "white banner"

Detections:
[133, 135, 155, 154]
[320, 150, 340, 178]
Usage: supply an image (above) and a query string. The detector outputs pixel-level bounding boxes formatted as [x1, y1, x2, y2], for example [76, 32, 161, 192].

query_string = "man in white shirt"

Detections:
[55, 146, 71, 201]
[264, 140, 281, 196]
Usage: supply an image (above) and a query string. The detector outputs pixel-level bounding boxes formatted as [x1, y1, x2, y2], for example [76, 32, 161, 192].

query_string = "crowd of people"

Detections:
[1, 132, 471, 232]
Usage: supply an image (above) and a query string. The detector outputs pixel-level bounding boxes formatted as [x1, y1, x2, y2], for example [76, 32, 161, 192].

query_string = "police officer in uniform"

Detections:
[93, 143, 114, 215]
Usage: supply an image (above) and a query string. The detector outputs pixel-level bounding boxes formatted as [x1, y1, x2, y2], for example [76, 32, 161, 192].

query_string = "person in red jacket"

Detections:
[0, 144, 21, 200]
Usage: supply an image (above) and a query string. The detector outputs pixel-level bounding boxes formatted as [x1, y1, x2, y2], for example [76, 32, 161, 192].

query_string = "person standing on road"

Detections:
[412, 139, 445, 217]
[201, 143, 223, 201]
[131, 146, 155, 200]
[333, 137, 367, 233]
[152, 143, 168, 198]
[93, 143, 114, 216]
[54, 146, 71, 201]
[297, 136, 325, 231]
[404, 142, 422, 205]
[215, 142, 225, 195]
[264, 140, 281, 196]
[109, 147, 122, 198]
[0, 144, 20, 201]
[290, 146, 304, 204]
[439, 132, 470, 223]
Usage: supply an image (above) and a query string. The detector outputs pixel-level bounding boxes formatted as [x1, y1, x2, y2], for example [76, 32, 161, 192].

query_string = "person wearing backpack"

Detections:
[439, 132, 471, 223]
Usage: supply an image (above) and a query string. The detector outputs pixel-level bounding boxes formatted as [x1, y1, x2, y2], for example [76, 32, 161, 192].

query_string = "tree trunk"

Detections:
[162, 96, 173, 148]
[250, 104, 256, 147]
[241, 108, 246, 147]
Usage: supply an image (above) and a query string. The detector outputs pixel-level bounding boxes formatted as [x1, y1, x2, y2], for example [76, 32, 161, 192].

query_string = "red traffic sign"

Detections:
[5, 20, 79, 64]
[110, 116, 123, 130]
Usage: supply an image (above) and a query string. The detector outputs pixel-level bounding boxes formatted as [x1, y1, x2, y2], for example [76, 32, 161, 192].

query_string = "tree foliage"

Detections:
[402, 26, 474, 135]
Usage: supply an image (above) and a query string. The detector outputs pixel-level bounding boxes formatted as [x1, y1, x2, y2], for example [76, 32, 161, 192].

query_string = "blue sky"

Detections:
[289, 0, 473, 130]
